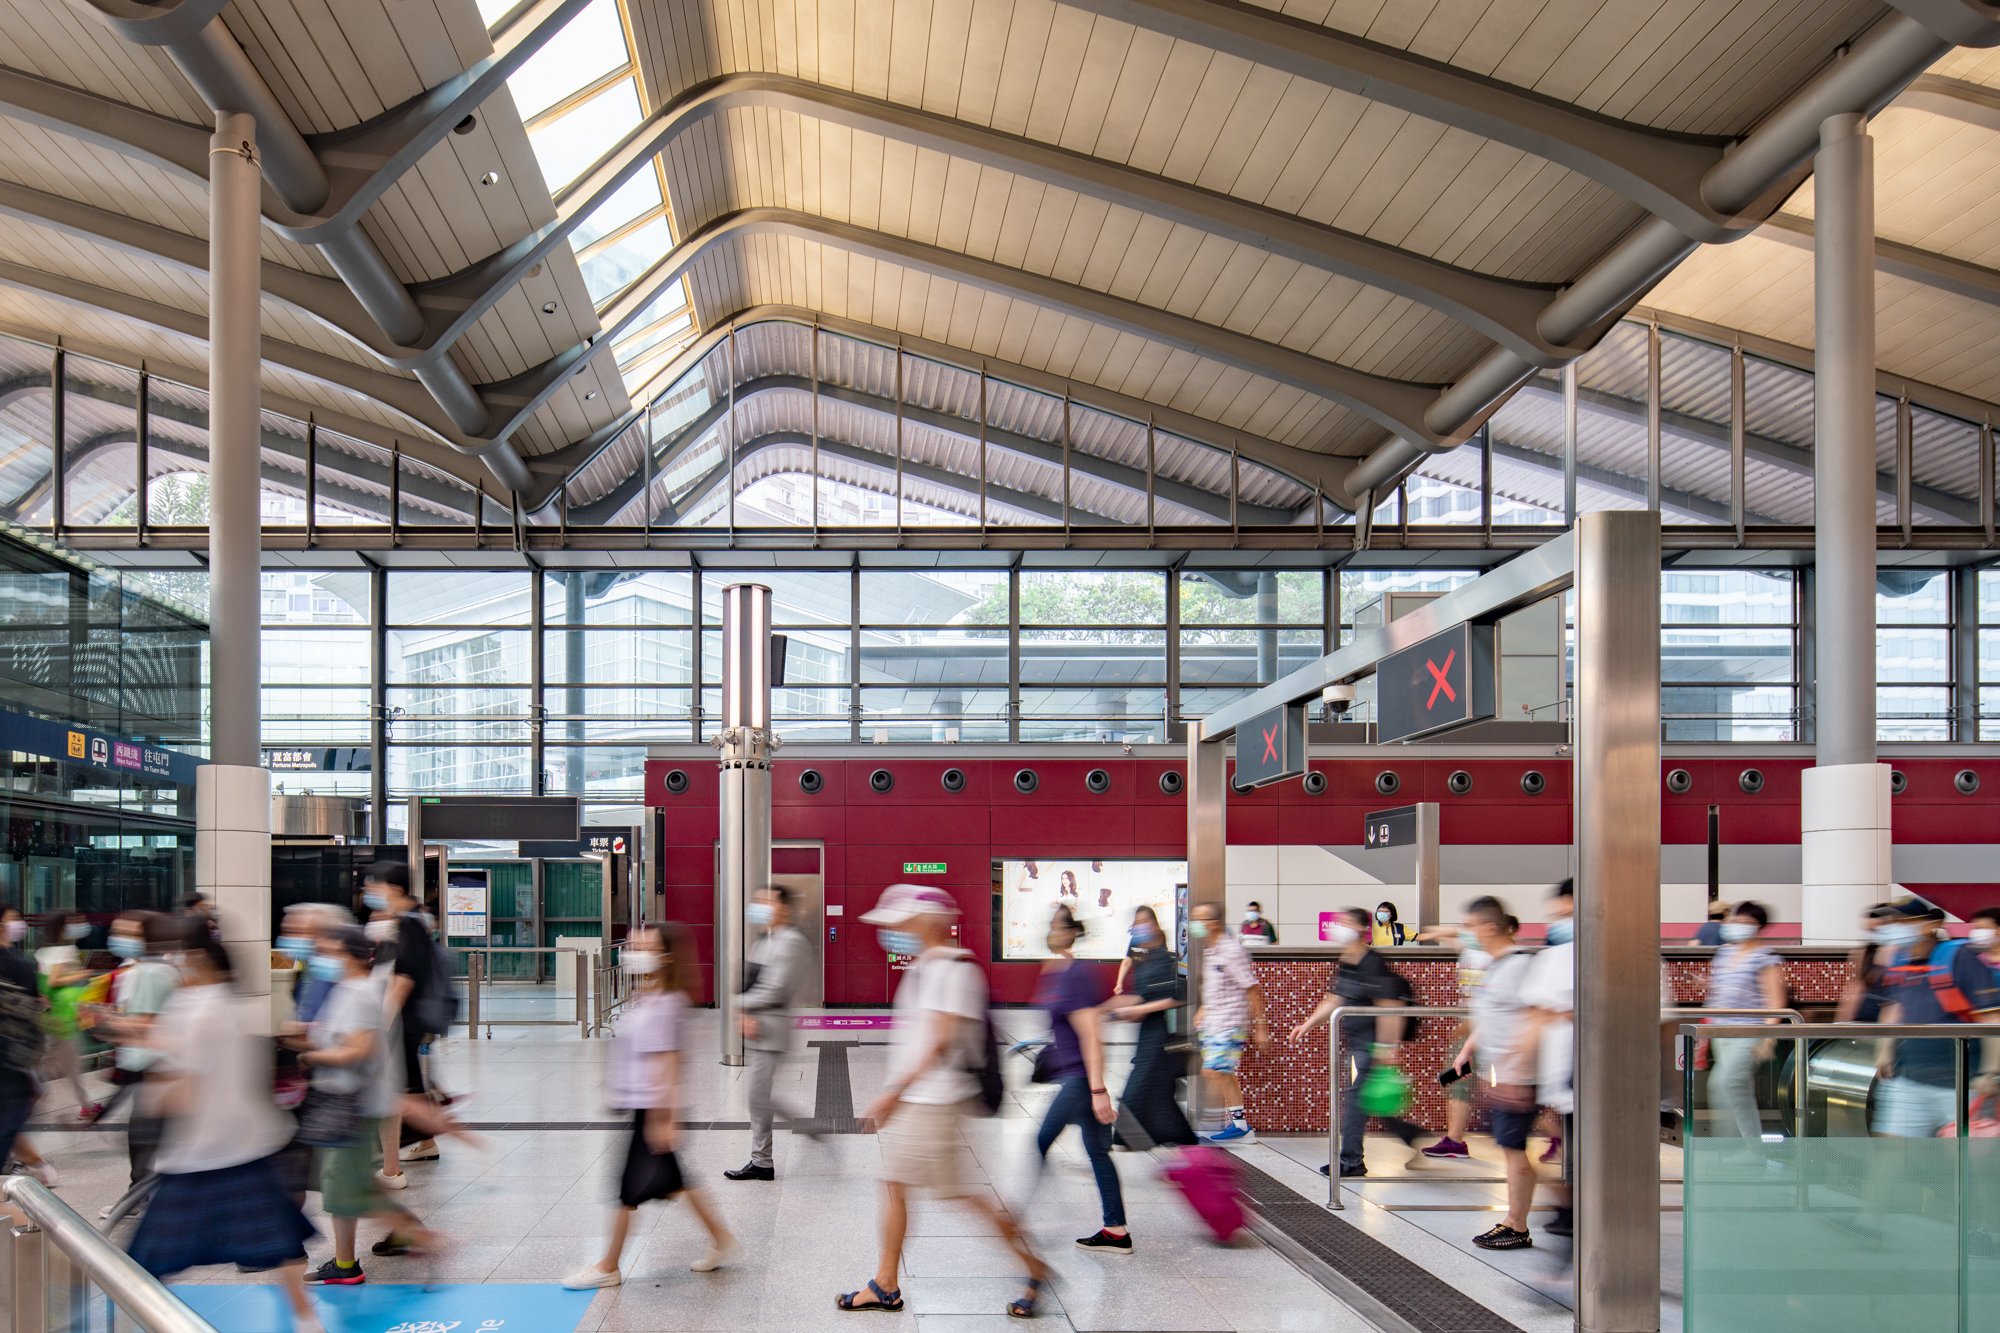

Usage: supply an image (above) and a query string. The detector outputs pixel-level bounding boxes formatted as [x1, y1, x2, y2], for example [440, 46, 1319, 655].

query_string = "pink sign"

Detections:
[1318, 912, 1340, 942]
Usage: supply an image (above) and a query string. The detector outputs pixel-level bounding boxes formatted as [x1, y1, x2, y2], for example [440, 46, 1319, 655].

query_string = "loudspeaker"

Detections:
[1955, 769, 1980, 795]
[1446, 770, 1473, 795]
[663, 769, 689, 795]
[1889, 769, 1908, 796]
[1520, 770, 1546, 796]
[1375, 771, 1400, 796]
[1665, 768, 1693, 794]
[798, 769, 824, 794]
[869, 768, 895, 794]
[1301, 771, 1328, 796]
[1014, 769, 1039, 794]
[1738, 768, 1764, 794]
[1085, 768, 1111, 794]
[1158, 771, 1184, 796]
[941, 767, 967, 793]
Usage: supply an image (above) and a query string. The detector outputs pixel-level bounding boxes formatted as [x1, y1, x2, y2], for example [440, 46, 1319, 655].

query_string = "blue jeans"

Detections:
[1037, 1076, 1125, 1228]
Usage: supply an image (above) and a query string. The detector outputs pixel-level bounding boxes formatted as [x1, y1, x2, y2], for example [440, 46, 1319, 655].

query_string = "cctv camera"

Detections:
[1321, 682, 1356, 716]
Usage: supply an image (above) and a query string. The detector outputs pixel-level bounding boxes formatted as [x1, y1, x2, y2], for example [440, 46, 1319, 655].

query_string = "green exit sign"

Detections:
[903, 862, 947, 875]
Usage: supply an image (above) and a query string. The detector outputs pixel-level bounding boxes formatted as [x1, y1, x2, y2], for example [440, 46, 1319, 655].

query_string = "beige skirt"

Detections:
[876, 1098, 975, 1198]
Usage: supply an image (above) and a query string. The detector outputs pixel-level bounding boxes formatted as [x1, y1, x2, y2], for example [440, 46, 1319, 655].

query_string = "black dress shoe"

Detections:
[723, 1162, 775, 1181]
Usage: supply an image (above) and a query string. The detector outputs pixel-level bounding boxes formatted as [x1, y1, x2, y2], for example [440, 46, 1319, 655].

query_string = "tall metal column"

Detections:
[1804, 112, 1889, 942]
[208, 110, 262, 768]
[1184, 731, 1226, 1129]
[1572, 509, 1662, 1333]
[716, 583, 773, 1067]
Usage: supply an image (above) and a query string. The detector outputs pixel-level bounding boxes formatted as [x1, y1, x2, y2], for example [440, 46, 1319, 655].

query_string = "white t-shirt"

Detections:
[889, 947, 985, 1106]
[310, 974, 395, 1116]
[1469, 948, 1536, 1086]
[608, 991, 683, 1111]
[150, 984, 289, 1174]
[1521, 941, 1574, 1114]
[35, 944, 79, 978]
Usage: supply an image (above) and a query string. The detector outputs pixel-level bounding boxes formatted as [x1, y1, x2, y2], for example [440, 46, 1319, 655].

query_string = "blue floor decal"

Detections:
[171, 1283, 597, 1333]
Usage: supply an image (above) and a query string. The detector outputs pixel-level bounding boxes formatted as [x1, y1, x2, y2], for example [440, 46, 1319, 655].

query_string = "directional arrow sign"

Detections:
[1376, 624, 1497, 744]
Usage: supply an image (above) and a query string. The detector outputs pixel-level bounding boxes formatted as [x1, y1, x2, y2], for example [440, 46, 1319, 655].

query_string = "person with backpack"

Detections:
[0, 919, 45, 1180]
[835, 884, 1047, 1317]
[1031, 904, 1129, 1253]
[1288, 907, 1422, 1179]
[1874, 899, 2000, 1138]
[1109, 904, 1195, 1149]
[366, 863, 448, 1186]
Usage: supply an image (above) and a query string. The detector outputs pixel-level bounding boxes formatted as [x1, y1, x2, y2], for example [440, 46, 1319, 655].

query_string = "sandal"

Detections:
[1007, 1276, 1045, 1319]
[836, 1279, 905, 1312]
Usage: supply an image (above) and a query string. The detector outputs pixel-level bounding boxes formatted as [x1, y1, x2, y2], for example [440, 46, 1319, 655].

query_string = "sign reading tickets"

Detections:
[1232, 702, 1306, 789]
[1375, 623, 1496, 744]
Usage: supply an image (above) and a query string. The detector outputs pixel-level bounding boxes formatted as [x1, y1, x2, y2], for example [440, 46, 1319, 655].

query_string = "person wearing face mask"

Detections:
[91, 912, 180, 1195]
[1189, 900, 1267, 1145]
[1692, 900, 1732, 947]
[1288, 907, 1420, 1178]
[1370, 901, 1406, 948]
[362, 862, 442, 1186]
[1873, 899, 2000, 1139]
[1240, 901, 1278, 946]
[1030, 904, 1130, 1254]
[35, 911, 96, 1117]
[1, 907, 27, 951]
[1415, 917, 1492, 1162]
[1835, 903, 1899, 1023]
[1702, 901, 1786, 1145]
[0, 905, 50, 1189]
[1448, 897, 1539, 1250]
[1969, 908, 2000, 985]
[1108, 904, 1195, 1150]
[1516, 881, 1575, 1236]
[725, 885, 815, 1182]
[565, 924, 737, 1289]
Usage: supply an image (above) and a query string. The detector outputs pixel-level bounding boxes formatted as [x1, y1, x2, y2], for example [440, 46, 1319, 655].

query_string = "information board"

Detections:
[445, 868, 490, 939]
[1362, 805, 1419, 850]
[1232, 702, 1306, 789]
[1375, 624, 1496, 743]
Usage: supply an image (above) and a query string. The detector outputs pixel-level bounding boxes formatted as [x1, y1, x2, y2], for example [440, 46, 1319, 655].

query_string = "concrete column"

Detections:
[207, 111, 261, 769]
[198, 764, 272, 1022]
[717, 583, 773, 1067]
[1805, 112, 1890, 940]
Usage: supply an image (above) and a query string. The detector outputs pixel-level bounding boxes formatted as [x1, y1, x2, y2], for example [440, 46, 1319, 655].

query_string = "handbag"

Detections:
[294, 1086, 362, 1148]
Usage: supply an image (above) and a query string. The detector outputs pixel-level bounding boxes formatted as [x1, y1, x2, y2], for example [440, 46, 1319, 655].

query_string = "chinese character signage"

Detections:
[0, 709, 200, 786]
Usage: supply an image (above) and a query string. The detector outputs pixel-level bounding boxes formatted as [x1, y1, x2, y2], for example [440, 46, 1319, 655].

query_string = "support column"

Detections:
[717, 583, 773, 1067]
[1573, 509, 1662, 1333]
[1805, 111, 1890, 942]
[203, 110, 270, 1006]
[1185, 731, 1226, 1129]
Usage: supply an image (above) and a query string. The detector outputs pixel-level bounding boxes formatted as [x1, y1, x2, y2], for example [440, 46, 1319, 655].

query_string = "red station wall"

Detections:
[647, 755, 2000, 1006]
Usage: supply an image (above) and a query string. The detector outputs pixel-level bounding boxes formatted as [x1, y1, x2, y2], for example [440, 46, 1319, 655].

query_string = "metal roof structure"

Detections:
[2, 0, 2000, 537]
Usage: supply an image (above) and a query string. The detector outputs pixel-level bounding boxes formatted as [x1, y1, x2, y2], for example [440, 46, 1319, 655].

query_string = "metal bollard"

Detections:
[9, 1222, 46, 1333]
[467, 951, 483, 1040]
[576, 956, 590, 1039]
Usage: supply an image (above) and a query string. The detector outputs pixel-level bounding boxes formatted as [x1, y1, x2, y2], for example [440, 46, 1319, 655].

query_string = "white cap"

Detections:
[859, 883, 960, 925]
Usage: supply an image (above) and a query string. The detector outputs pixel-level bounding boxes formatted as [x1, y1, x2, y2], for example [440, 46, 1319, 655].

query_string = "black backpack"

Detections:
[410, 931, 460, 1038]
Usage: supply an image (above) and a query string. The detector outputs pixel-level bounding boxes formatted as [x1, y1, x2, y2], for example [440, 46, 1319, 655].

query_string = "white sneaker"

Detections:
[374, 1169, 408, 1192]
[24, 1163, 56, 1188]
[399, 1144, 440, 1163]
[690, 1238, 741, 1273]
[562, 1264, 622, 1290]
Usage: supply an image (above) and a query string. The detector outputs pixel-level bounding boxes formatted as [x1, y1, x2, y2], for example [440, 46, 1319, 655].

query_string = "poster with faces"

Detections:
[996, 859, 1186, 961]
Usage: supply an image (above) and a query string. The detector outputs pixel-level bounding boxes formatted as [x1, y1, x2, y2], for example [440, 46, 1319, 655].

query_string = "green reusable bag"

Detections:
[1356, 1059, 1412, 1118]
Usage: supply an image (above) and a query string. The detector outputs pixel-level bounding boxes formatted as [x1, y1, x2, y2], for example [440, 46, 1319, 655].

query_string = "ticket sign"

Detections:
[1375, 623, 1496, 744]
[1233, 702, 1306, 789]
[1363, 805, 1419, 850]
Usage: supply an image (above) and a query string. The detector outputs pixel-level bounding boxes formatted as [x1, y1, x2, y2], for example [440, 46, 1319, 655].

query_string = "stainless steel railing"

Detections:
[0, 1175, 215, 1332]
[459, 946, 594, 1039]
[1323, 1004, 1804, 1208]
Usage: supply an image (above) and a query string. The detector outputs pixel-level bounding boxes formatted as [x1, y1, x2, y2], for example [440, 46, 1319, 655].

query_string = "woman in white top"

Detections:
[564, 924, 738, 1290]
[125, 916, 322, 1331]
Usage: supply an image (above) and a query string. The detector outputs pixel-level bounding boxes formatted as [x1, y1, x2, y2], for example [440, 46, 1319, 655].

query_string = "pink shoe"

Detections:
[1539, 1137, 1562, 1165]
[1419, 1138, 1470, 1160]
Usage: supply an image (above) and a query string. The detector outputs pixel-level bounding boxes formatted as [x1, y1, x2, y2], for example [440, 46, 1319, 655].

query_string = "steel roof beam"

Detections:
[1884, 0, 2000, 47]
[561, 374, 1302, 525]
[1900, 73, 2000, 129]
[1482, 440, 1780, 525]
[1340, 13, 1972, 507]
[488, 208, 1448, 456]
[1762, 212, 2000, 309]
[1057, 0, 1739, 240]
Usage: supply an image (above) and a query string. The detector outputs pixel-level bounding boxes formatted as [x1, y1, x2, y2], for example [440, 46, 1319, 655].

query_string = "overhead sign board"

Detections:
[519, 829, 633, 860]
[0, 709, 202, 786]
[1362, 805, 1419, 850]
[414, 796, 580, 842]
[1233, 703, 1306, 789]
[1376, 624, 1496, 744]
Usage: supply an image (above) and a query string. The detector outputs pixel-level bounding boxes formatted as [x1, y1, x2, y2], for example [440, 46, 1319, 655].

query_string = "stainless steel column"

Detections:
[1185, 730, 1226, 1129]
[717, 583, 774, 1067]
[208, 110, 261, 768]
[1814, 112, 1878, 770]
[1573, 509, 1662, 1333]
[1413, 801, 1441, 930]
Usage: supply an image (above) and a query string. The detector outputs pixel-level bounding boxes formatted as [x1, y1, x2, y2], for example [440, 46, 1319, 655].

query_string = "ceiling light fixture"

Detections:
[480, 170, 501, 186]
[584, 391, 599, 400]
[454, 115, 478, 136]
[541, 300, 558, 314]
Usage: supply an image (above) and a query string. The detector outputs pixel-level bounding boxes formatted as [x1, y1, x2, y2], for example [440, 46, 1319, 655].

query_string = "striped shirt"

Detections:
[1199, 929, 1260, 1034]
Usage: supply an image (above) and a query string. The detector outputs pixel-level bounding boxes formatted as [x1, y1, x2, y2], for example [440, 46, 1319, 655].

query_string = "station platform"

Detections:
[19, 1009, 1677, 1333]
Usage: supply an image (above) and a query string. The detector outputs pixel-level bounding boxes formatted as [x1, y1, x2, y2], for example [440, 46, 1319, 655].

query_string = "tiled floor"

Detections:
[26, 1008, 1378, 1333]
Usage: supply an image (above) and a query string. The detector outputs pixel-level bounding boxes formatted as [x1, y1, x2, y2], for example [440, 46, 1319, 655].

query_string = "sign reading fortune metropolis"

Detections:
[1375, 624, 1497, 744]
[1233, 702, 1306, 789]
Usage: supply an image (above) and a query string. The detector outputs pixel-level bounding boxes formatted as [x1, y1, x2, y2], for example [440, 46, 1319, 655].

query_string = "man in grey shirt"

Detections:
[726, 885, 814, 1181]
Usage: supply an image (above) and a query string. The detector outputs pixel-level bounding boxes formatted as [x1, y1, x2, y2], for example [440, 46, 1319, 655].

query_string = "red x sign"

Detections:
[1425, 648, 1458, 709]
[1260, 724, 1279, 763]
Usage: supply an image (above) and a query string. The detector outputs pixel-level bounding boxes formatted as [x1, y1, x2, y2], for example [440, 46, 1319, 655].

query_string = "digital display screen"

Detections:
[992, 858, 1186, 961]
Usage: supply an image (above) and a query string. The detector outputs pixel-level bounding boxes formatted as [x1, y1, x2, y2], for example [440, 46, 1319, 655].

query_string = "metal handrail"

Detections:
[460, 945, 591, 1038]
[1324, 1004, 1804, 1209]
[0, 1176, 215, 1332]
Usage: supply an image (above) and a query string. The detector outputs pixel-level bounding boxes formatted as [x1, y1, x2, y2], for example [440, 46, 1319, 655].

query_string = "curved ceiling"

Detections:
[0, 0, 1998, 528]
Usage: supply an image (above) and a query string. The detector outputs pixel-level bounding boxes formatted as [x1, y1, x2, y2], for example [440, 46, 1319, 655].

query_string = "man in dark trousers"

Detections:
[368, 862, 440, 1190]
[726, 885, 815, 1180]
[1288, 906, 1420, 1178]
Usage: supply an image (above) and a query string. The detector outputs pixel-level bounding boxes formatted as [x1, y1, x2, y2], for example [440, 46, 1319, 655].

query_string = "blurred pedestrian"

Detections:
[35, 911, 95, 1117]
[1517, 881, 1575, 1236]
[564, 924, 737, 1289]
[0, 907, 24, 953]
[92, 912, 179, 1200]
[1874, 900, 2000, 1138]
[726, 885, 813, 1182]
[1109, 905, 1194, 1149]
[298, 926, 440, 1286]
[1703, 901, 1785, 1142]
[835, 884, 1047, 1317]
[1692, 901, 1730, 947]
[1289, 907, 1421, 1178]
[1190, 901, 1267, 1145]
[0, 920, 45, 1182]
[366, 863, 440, 1185]
[1448, 897, 1538, 1250]
[125, 918, 321, 1332]
[1836, 903, 1900, 1023]
[1033, 904, 1129, 1253]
